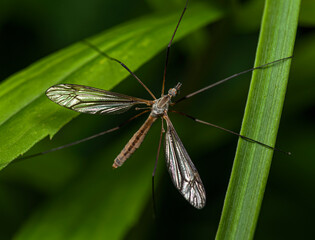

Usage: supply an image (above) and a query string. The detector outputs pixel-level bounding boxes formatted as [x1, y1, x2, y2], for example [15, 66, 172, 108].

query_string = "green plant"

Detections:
[216, 0, 300, 239]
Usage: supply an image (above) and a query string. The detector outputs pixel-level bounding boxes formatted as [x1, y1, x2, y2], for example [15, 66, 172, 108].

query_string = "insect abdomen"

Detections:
[113, 115, 156, 168]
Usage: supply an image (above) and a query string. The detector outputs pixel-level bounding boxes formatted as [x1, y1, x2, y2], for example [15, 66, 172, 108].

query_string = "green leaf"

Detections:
[0, 2, 223, 170]
[216, 0, 300, 239]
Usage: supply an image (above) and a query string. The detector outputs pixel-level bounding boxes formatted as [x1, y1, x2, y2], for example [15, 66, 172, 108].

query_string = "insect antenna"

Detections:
[152, 120, 164, 218]
[82, 40, 156, 99]
[161, 0, 189, 96]
[170, 110, 291, 155]
[174, 56, 293, 104]
[15, 110, 150, 163]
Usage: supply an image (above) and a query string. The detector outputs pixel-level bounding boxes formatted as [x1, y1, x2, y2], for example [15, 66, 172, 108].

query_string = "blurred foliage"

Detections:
[0, 0, 314, 239]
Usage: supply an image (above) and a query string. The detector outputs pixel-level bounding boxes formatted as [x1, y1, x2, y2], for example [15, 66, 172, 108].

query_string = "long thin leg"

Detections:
[82, 40, 156, 100]
[161, 0, 189, 96]
[170, 110, 291, 155]
[174, 56, 293, 104]
[152, 119, 164, 217]
[15, 110, 150, 163]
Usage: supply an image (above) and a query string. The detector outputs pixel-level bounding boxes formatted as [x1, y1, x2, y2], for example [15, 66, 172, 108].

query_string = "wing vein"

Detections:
[46, 84, 152, 115]
[164, 115, 206, 209]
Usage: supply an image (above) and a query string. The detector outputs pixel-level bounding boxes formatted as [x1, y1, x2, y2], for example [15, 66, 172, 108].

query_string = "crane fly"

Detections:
[30, 0, 291, 209]
[46, 81, 207, 208]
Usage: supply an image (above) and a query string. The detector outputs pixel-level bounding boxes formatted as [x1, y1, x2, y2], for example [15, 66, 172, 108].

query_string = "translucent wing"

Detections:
[164, 116, 206, 209]
[46, 84, 151, 115]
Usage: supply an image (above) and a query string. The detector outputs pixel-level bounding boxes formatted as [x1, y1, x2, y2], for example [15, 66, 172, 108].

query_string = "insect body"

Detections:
[113, 83, 178, 168]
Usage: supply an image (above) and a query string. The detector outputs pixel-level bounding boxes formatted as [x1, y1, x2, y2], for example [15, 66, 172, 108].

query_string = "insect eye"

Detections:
[168, 88, 177, 96]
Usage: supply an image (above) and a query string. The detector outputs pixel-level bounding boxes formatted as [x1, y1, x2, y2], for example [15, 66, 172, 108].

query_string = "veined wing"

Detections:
[46, 84, 151, 115]
[164, 116, 206, 209]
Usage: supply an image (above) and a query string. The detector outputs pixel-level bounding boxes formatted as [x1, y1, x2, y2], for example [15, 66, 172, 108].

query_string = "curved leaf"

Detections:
[0, 3, 223, 170]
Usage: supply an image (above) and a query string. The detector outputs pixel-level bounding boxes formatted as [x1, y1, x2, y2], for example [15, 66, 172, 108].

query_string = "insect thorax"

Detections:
[151, 95, 171, 117]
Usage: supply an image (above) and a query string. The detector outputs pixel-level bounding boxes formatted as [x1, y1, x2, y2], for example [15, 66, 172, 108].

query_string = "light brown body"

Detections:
[112, 115, 157, 168]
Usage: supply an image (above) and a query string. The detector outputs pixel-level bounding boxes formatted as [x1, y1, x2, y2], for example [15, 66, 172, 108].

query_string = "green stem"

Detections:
[216, 0, 300, 239]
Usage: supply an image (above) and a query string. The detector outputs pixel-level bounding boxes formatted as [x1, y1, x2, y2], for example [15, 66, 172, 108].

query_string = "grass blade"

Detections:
[216, 0, 300, 239]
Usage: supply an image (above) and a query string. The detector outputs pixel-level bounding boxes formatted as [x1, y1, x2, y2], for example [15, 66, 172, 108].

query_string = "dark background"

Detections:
[0, 0, 314, 239]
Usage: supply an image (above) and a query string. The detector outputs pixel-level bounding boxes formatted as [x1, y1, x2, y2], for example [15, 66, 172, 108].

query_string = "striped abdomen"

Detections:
[113, 115, 156, 168]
